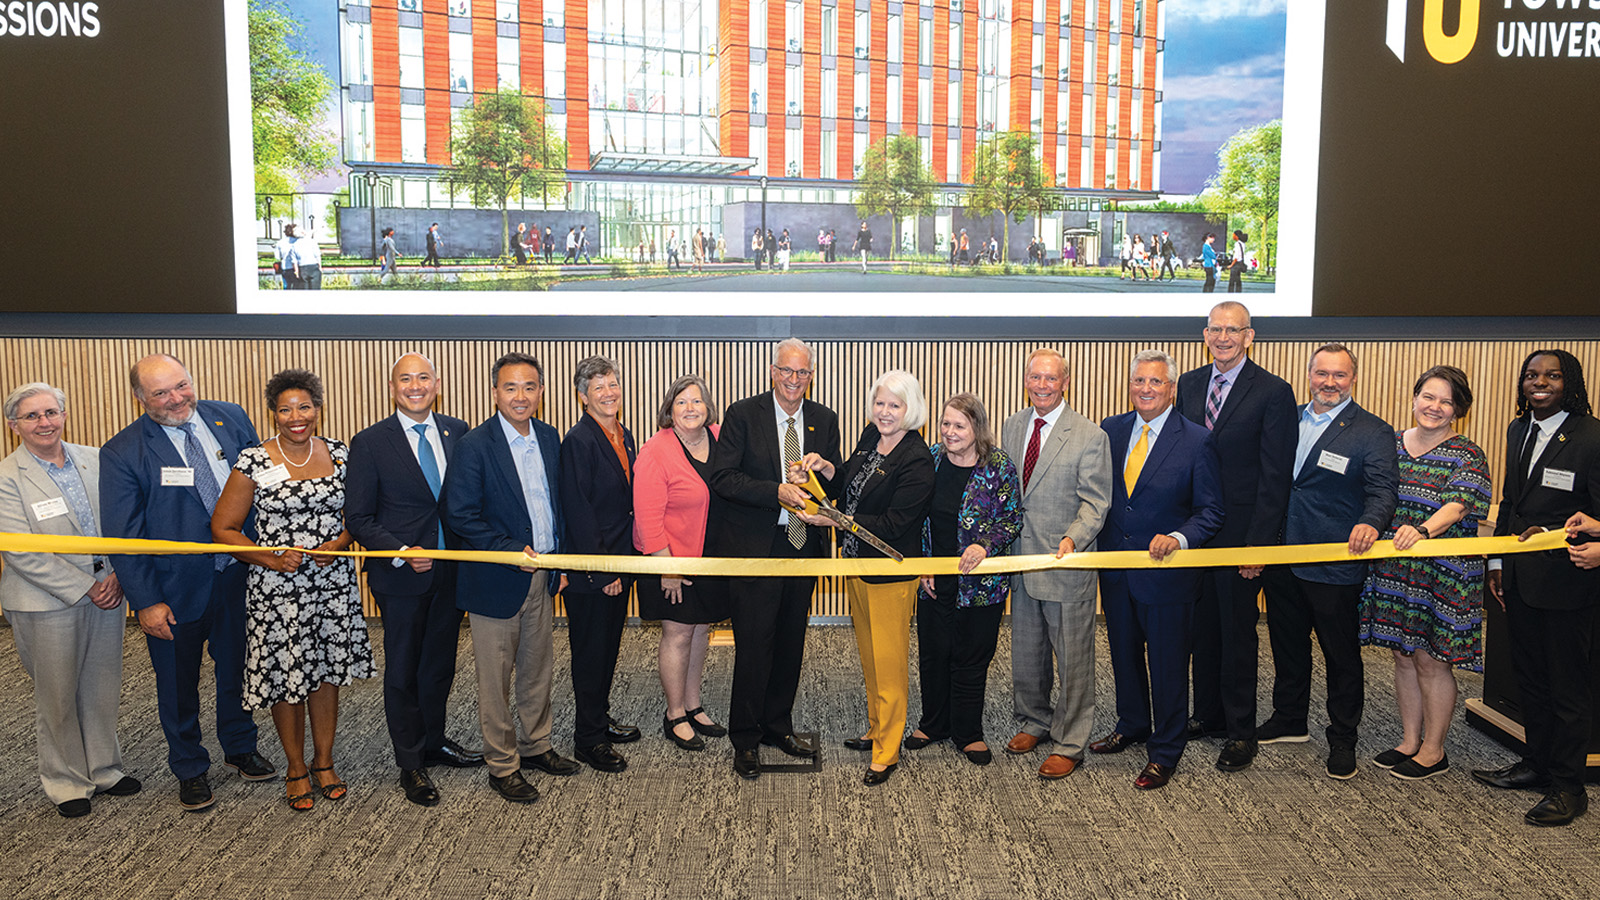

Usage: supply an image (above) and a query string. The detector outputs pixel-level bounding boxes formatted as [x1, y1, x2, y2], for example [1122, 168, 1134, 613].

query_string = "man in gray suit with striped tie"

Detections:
[1001, 348, 1112, 779]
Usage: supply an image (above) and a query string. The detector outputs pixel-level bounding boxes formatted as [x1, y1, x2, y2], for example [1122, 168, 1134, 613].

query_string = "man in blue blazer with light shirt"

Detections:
[441, 351, 578, 805]
[99, 354, 277, 812]
[1091, 350, 1224, 791]
[1258, 342, 1398, 780]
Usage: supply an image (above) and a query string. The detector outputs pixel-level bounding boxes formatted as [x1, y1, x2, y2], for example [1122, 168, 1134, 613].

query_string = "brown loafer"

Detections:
[1006, 732, 1043, 755]
[1133, 762, 1173, 790]
[1038, 754, 1078, 779]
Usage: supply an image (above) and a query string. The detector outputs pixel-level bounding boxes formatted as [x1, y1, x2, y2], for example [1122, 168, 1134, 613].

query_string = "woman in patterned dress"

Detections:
[1358, 365, 1490, 781]
[212, 369, 375, 810]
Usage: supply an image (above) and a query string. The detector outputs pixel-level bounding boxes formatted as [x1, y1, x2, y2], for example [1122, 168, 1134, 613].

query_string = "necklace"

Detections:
[273, 435, 315, 468]
[675, 426, 707, 447]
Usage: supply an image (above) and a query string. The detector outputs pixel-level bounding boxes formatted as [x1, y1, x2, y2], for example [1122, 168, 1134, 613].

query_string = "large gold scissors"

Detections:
[785, 469, 904, 562]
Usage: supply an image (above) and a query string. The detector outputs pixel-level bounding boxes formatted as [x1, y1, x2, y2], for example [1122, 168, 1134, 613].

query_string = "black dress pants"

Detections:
[727, 527, 816, 752]
[372, 576, 463, 770]
[566, 588, 629, 749]
[1191, 565, 1264, 740]
[1262, 567, 1363, 748]
[1505, 578, 1596, 793]
[916, 576, 1004, 747]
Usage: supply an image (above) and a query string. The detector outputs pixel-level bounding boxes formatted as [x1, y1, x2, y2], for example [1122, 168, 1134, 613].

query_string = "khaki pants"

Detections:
[468, 578, 555, 777]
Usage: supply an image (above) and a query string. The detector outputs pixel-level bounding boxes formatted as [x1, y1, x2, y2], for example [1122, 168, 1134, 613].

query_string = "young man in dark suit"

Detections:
[709, 338, 842, 780]
[1259, 343, 1398, 780]
[1474, 349, 1600, 827]
[99, 354, 277, 811]
[1176, 301, 1296, 772]
[1091, 350, 1224, 790]
[344, 352, 483, 808]
[441, 352, 578, 804]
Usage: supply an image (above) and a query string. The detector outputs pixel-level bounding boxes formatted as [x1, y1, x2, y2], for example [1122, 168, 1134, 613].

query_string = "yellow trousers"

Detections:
[848, 577, 918, 767]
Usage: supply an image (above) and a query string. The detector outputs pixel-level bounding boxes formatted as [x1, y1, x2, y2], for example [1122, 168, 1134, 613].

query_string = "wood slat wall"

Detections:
[3, 336, 1592, 619]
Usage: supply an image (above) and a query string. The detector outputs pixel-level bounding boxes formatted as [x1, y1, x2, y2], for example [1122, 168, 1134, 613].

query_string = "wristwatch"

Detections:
[1414, 525, 1430, 540]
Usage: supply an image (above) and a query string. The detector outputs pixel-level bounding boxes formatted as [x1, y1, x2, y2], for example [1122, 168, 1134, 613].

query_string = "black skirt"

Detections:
[637, 574, 730, 625]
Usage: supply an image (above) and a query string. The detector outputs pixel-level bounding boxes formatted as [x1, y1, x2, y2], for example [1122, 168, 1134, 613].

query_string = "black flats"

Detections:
[685, 707, 727, 738]
[843, 737, 873, 751]
[863, 763, 898, 786]
[664, 714, 707, 751]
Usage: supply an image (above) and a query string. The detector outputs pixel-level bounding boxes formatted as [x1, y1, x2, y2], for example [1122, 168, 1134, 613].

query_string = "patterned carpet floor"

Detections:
[0, 619, 1592, 900]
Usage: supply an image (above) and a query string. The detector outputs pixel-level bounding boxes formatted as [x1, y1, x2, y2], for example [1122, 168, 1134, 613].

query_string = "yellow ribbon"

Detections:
[0, 530, 1571, 578]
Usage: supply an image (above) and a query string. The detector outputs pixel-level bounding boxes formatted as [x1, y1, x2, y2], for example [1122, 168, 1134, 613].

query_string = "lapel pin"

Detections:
[1559, 434, 1567, 443]
[214, 421, 224, 427]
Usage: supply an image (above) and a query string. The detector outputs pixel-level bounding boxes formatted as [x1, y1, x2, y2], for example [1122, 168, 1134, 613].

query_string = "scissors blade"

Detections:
[815, 507, 904, 562]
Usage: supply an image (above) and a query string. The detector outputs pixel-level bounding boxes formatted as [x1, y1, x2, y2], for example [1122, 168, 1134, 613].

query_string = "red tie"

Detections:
[1022, 417, 1046, 490]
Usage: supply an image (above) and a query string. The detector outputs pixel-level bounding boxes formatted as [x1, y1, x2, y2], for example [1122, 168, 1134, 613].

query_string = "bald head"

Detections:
[390, 352, 441, 422]
[130, 354, 198, 426]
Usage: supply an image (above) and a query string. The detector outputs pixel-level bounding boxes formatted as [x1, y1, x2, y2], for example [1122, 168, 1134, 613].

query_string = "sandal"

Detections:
[310, 765, 347, 802]
[285, 773, 314, 812]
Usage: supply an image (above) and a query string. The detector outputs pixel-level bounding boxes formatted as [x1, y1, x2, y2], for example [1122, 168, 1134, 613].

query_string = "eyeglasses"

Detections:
[10, 408, 64, 423]
[1129, 377, 1171, 388]
[1204, 326, 1250, 337]
[773, 366, 813, 379]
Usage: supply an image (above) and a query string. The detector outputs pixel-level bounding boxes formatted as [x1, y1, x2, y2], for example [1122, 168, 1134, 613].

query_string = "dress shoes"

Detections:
[1215, 739, 1258, 773]
[178, 774, 215, 811]
[733, 748, 762, 780]
[1391, 754, 1450, 781]
[101, 775, 142, 797]
[1471, 760, 1550, 791]
[685, 706, 728, 738]
[863, 763, 898, 786]
[1133, 762, 1174, 790]
[1006, 732, 1043, 755]
[664, 714, 707, 751]
[522, 749, 582, 777]
[1089, 731, 1148, 754]
[1184, 719, 1227, 741]
[400, 768, 440, 807]
[223, 750, 277, 781]
[964, 747, 993, 766]
[56, 798, 92, 818]
[902, 732, 941, 750]
[1327, 746, 1358, 780]
[1038, 754, 1078, 779]
[760, 733, 817, 758]
[843, 737, 873, 752]
[488, 771, 540, 803]
[1525, 789, 1588, 827]
[1255, 718, 1310, 745]
[606, 717, 642, 744]
[424, 738, 486, 768]
[576, 742, 628, 773]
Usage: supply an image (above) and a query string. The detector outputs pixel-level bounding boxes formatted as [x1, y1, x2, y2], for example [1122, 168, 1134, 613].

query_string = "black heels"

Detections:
[664, 714, 706, 751]
[685, 706, 727, 738]
[863, 763, 898, 786]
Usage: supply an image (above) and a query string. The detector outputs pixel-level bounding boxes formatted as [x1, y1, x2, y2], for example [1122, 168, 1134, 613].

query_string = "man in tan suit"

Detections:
[1001, 349, 1112, 778]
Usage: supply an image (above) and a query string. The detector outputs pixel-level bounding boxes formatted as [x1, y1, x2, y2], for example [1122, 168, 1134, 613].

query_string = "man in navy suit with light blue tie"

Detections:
[345, 352, 483, 808]
[100, 354, 277, 811]
[1090, 350, 1224, 790]
[441, 351, 579, 804]
[1259, 343, 1397, 780]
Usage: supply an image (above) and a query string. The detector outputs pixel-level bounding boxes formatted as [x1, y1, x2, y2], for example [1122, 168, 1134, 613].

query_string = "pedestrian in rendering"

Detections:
[425, 223, 442, 268]
[378, 228, 399, 283]
[854, 221, 872, 274]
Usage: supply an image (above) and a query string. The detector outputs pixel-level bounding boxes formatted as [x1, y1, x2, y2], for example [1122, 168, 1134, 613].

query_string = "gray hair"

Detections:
[4, 383, 67, 421]
[867, 369, 929, 431]
[655, 375, 720, 430]
[772, 337, 815, 369]
[128, 353, 188, 397]
[573, 355, 619, 396]
[1129, 349, 1177, 384]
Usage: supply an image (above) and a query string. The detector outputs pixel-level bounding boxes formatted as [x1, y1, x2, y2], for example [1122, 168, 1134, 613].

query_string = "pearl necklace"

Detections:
[273, 435, 315, 468]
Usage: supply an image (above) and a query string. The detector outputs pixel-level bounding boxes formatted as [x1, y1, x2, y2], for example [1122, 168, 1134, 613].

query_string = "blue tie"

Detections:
[181, 422, 227, 571]
[413, 423, 444, 549]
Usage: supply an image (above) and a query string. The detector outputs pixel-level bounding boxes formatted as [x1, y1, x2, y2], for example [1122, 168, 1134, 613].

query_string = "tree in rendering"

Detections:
[854, 134, 936, 260]
[1201, 119, 1281, 272]
[249, 0, 337, 216]
[966, 131, 1052, 262]
[448, 90, 568, 257]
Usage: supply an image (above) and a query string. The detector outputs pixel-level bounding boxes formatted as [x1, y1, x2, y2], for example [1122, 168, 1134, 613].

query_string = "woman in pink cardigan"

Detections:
[633, 375, 731, 751]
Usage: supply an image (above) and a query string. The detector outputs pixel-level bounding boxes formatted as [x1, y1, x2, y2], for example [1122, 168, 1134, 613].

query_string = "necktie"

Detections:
[1021, 417, 1046, 490]
[413, 423, 444, 549]
[181, 422, 227, 571]
[1125, 425, 1149, 495]
[1205, 373, 1226, 430]
[1519, 420, 1540, 478]
[784, 416, 805, 549]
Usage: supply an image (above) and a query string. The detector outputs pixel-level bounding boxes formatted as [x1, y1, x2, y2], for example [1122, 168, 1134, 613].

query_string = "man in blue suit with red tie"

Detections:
[1089, 350, 1224, 790]
[100, 354, 277, 811]
[345, 352, 483, 808]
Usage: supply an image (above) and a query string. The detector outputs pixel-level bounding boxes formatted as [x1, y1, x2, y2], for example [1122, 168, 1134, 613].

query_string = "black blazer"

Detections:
[822, 425, 935, 582]
[1495, 413, 1600, 611]
[344, 413, 467, 597]
[709, 391, 842, 558]
[1282, 399, 1398, 585]
[1176, 357, 1296, 548]
[559, 413, 637, 594]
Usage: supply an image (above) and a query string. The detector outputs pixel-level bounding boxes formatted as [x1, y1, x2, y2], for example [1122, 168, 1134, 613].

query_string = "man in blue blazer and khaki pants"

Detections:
[1090, 350, 1224, 790]
[1258, 342, 1398, 780]
[99, 354, 277, 811]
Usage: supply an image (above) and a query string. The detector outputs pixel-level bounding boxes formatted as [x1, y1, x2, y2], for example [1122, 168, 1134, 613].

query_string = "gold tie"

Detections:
[1124, 424, 1149, 495]
[784, 416, 806, 549]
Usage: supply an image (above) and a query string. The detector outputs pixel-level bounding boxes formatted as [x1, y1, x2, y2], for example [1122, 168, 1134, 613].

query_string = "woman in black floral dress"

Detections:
[212, 369, 374, 811]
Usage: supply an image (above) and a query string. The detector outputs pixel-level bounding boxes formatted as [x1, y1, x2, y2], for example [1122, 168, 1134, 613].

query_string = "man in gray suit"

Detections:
[1002, 348, 1113, 778]
[0, 382, 139, 818]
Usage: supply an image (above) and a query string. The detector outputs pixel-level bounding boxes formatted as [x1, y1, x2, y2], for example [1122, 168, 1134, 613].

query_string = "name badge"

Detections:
[1542, 467, 1577, 492]
[30, 497, 69, 521]
[1317, 450, 1350, 475]
[160, 466, 195, 486]
[254, 463, 291, 488]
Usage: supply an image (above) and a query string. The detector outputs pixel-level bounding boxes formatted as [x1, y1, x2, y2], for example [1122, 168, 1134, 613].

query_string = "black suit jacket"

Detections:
[344, 412, 467, 597]
[559, 413, 638, 594]
[709, 391, 842, 558]
[822, 424, 935, 581]
[1496, 413, 1600, 610]
[1176, 357, 1296, 549]
[1283, 399, 1399, 585]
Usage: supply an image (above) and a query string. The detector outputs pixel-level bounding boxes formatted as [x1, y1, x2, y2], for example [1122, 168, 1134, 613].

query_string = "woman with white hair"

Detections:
[793, 369, 934, 785]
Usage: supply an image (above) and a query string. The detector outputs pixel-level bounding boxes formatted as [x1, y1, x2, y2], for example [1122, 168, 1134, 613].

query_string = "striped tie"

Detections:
[784, 416, 806, 549]
[1204, 373, 1226, 430]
